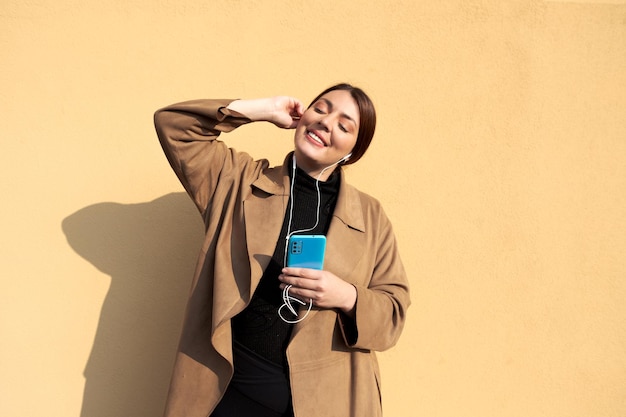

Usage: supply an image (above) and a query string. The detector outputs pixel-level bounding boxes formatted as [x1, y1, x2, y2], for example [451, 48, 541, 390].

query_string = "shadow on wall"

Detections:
[62, 193, 204, 417]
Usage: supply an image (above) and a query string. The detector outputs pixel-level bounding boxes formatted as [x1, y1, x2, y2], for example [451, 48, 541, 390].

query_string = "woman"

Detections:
[154, 83, 410, 417]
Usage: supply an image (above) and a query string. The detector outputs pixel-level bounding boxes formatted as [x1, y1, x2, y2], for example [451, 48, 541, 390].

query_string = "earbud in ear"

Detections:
[341, 153, 352, 163]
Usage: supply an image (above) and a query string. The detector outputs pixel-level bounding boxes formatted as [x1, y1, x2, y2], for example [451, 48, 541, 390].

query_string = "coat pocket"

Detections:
[289, 352, 382, 417]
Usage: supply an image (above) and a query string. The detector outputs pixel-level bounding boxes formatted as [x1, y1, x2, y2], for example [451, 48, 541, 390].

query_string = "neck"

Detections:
[293, 156, 340, 182]
[303, 166, 336, 182]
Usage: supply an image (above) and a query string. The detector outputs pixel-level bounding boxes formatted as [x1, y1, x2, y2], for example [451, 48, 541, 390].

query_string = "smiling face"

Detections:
[293, 89, 360, 180]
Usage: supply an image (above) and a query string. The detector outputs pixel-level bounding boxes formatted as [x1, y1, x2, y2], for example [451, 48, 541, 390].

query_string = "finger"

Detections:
[293, 99, 305, 117]
[281, 284, 316, 303]
[279, 274, 307, 289]
[286, 99, 304, 129]
[282, 267, 319, 278]
[287, 117, 300, 129]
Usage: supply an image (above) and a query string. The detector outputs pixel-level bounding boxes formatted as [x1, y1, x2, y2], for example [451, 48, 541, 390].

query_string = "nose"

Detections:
[318, 114, 333, 131]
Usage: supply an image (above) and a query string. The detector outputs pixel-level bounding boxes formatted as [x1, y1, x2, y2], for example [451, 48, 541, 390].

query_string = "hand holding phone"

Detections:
[282, 235, 357, 317]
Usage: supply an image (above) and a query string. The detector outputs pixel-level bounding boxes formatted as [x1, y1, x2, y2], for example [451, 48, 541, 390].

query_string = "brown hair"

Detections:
[308, 83, 376, 165]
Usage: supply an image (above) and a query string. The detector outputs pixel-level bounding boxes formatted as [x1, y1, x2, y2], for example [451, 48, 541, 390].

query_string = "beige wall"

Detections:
[2, 1, 625, 416]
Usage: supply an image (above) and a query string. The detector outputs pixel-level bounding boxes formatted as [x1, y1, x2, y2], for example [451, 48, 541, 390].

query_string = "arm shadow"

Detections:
[62, 192, 204, 417]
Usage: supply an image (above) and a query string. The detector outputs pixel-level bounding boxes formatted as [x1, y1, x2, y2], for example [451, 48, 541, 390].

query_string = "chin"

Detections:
[294, 139, 318, 159]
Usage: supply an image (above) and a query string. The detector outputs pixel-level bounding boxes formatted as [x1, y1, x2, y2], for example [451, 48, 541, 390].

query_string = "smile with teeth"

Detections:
[307, 131, 326, 146]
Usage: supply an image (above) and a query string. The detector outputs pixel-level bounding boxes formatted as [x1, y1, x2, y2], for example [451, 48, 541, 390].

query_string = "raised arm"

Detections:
[154, 96, 304, 213]
[154, 99, 249, 213]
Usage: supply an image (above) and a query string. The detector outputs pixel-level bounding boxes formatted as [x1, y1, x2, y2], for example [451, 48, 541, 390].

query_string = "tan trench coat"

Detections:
[154, 99, 411, 417]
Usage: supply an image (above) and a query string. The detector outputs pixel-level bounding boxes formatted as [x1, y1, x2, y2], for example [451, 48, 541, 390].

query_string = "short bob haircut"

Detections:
[307, 83, 376, 165]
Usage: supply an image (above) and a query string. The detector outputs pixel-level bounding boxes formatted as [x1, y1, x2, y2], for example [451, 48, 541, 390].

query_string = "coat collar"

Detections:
[249, 154, 290, 197]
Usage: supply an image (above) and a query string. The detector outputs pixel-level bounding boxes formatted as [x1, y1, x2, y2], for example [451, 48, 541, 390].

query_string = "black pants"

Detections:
[211, 342, 294, 417]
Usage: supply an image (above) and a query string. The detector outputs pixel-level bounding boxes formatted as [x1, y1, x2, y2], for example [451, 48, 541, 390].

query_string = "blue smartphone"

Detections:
[287, 235, 326, 270]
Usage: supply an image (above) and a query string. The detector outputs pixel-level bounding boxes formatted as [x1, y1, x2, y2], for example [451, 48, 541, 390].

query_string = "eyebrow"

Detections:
[319, 98, 358, 126]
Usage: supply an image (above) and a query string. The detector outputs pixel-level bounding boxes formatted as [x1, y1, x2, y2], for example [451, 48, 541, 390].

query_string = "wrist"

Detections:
[226, 98, 274, 122]
[339, 284, 358, 317]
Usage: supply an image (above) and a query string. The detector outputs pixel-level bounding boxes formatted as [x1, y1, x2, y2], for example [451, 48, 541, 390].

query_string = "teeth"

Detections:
[309, 131, 324, 145]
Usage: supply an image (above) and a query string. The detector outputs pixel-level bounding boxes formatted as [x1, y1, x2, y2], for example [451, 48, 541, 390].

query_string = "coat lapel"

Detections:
[324, 178, 366, 284]
[243, 159, 291, 299]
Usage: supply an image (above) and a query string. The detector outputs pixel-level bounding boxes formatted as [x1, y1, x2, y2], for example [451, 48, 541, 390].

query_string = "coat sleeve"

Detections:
[339, 207, 411, 352]
[153, 99, 252, 214]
